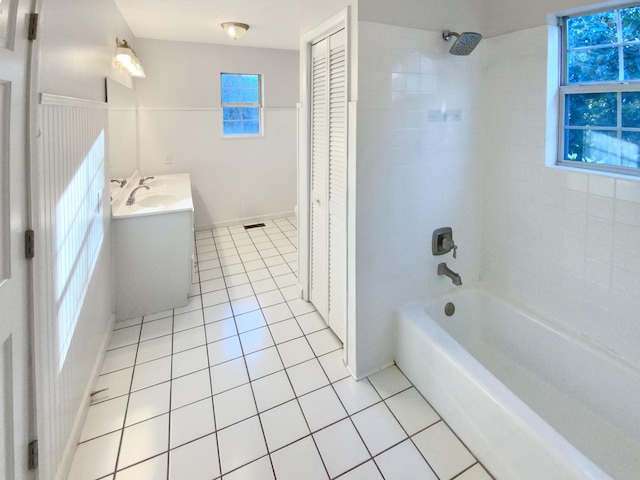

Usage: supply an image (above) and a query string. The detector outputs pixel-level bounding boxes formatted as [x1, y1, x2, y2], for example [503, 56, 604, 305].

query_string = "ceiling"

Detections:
[113, 0, 302, 51]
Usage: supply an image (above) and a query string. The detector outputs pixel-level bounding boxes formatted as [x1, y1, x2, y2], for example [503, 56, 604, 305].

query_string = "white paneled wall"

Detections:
[353, 22, 484, 376]
[483, 26, 640, 369]
[35, 95, 114, 480]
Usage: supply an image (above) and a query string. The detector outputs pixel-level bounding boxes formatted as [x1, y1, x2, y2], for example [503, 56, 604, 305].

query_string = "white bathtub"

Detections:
[394, 287, 640, 480]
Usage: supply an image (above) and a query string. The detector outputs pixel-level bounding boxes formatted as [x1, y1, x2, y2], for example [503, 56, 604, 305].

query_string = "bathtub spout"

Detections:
[437, 262, 462, 286]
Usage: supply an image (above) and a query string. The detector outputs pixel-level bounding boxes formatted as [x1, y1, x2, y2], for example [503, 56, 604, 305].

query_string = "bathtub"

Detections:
[394, 287, 640, 480]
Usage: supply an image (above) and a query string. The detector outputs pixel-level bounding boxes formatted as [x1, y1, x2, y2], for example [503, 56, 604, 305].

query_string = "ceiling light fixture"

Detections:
[115, 38, 146, 78]
[221, 22, 250, 40]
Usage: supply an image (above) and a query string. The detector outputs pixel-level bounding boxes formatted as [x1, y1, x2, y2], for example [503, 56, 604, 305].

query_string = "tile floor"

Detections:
[67, 217, 493, 480]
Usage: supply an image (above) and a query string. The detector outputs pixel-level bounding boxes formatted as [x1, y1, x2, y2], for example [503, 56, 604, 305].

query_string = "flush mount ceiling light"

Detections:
[115, 38, 145, 78]
[221, 22, 250, 40]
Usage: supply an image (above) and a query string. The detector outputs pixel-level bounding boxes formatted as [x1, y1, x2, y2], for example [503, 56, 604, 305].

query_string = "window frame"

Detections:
[220, 72, 264, 137]
[557, 5, 640, 177]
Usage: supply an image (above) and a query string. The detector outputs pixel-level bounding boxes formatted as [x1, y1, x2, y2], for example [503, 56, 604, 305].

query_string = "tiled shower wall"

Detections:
[354, 22, 484, 376]
[482, 26, 640, 369]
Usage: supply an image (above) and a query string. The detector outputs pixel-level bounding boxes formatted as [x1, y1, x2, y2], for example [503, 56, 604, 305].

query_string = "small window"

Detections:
[221, 73, 262, 136]
[559, 5, 640, 176]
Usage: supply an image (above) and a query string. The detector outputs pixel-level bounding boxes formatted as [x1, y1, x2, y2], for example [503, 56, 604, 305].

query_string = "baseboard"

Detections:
[56, 312, 117, 480]
[195, 210, 296, 231]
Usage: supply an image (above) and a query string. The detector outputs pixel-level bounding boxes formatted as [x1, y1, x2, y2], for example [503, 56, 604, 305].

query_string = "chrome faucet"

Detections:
[437, 262, 462, 286]
[110, 178, 127, 188]
[139, 176, 155, 186]
[126, 185, 150, 205]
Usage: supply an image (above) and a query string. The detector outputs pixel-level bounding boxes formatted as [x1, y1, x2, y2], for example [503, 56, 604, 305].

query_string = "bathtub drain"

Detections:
[444, 302, 455, 316]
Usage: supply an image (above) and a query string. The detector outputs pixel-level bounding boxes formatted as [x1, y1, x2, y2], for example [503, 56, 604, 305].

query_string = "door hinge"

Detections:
[28, 440, 38, 470]
[25, 230, 35, 259]
[28, 13, 38, 41]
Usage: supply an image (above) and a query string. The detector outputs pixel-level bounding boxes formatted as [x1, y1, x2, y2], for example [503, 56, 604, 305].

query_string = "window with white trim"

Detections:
[559, 5, 640, 176]
[221, 73, 262, 136]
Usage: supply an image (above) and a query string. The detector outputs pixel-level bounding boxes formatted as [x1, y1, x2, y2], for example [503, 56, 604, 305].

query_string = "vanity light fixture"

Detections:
[115, 38, 146, 78]
[221, 22, 250, 40]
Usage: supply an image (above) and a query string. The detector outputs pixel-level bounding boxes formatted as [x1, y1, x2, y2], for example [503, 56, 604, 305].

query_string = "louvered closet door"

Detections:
[310, 29, 347, 342]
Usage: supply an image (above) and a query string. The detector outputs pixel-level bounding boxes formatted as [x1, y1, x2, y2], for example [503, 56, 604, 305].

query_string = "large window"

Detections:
[221, 73, 262, 136]
[559, 5, 640, 176]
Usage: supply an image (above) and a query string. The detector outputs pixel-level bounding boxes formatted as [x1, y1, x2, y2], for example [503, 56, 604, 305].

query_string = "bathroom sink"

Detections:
[136, 193, 179, 208]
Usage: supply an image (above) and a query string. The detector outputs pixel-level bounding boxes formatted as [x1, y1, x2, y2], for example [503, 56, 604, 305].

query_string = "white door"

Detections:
[0, 0, 36, 478]
[309, 29, 347, 342]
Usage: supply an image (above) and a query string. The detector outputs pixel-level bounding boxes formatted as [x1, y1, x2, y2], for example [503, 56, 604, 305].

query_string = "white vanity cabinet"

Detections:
[112, 174, 194, 319]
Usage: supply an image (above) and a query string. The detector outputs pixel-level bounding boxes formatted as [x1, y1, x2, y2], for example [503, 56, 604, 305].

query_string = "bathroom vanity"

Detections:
[111, 173, 194, 319]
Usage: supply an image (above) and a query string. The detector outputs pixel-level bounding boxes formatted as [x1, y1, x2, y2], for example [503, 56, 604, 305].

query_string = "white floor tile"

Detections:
[351, 402, 407, 455]
[220, 260, 243, 273]
[202, 288, 230, 307]
[204, 302, 234, 323]
[217, 416, 267, 474]
[256, 289, 286, 308]
[262, 303, 293, 325]
[252, 278, 278, 295]
[287, 298, 316, 316]
[247, 268, 272, 282]
[225, 273, 250, 288]
[279, 284, 300, 301]
[198, 258, 221, 271]
[94, 368, 134, 403]
[318, 350, 350, 383]
[339, 460, 384, 480]
[125, 381, 171, 426]
[333, 376, 381, 415]
[296, 311, 327, 335]
[210, 357, 249, 394]
[268, 318, 303, 344]
[108, 325, 141, 350]
[173, 309, 204, 333]
[199, 267, 223, 281]
[276, 337, 315, 368]
[306, 328, 342, 356]
[239, 326, 274, 354]
[268, 263, 292, 277]
[270, 437, 328, 480]
[227, 283, 254, 301]
[200, 276, 226, 294]
[245, 346, 284, 380]
[413, 421, 476, 479]
[231, 296, 260, 315]
[375, 439, 437, 480]
[169, 434, 220, 480]
[172, 326, 206, 353]
[68, 431, 120, 480]
[313, 418, 370, 478]
[131, 356, 172, 392]
[80, 396, 128, 442]
[287, 359, 329, 396]
[140, 317, 173, 342]
[385, 387, 439, 436]
[174, 296, 202, 315]
[264, 255, 285, 266]
[222, 456, 274, 480]
[172, 345, 209, 378]
[260, 400, 310, 451]
[367, 365, 412, 399]
[170, 397, 216, 448]
[243, 259, 268, 273]
[455, 463, 493, 480]
[234, 310, 266, 333]
[136, 335, 172, 364]
[171, 369, 212, 409]
[213, 383, 257, 429]
[205, 317, 237, 343]
[251, 370, 295, 412]
[240, 252, 262, 263]
[298, 385, 348, 432]
[274, 273, 297, 288]
[207, 335, 243, 366]
[118, 414, 169, 469]
[115, 453, 167, 480]
[143, 309, 173, 322]
[100, 345, 137, 375]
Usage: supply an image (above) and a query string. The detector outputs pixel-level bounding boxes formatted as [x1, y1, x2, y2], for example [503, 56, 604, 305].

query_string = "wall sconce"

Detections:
[115, 38, 145, 78]
[221, 22, 250, 40]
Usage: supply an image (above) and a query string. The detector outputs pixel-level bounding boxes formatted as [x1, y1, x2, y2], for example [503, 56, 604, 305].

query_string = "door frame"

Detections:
[297, 7, 356, 374]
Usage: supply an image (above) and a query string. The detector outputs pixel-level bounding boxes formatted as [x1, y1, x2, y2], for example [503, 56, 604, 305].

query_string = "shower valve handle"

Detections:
[442, 238, 458, 259]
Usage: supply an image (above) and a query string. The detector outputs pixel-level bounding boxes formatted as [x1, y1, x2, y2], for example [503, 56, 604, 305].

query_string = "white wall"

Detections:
[36, 0, 133, 477]
[482, 25, 640, 369]
[134, 39, 298, 228]
[353, 21, 484, 376]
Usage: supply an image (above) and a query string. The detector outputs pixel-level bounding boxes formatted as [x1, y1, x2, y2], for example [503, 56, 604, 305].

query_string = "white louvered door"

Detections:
[310, 29, 347, 342]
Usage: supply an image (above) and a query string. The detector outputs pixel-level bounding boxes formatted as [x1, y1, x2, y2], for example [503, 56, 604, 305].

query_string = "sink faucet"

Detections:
[110, 178, 126, 188]
[126, 185, 150, 205]
[437, 262, 462, 286]
[139, 176, 155, 186]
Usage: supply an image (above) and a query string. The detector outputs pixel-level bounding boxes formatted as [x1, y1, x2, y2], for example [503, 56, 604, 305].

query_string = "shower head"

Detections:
[442, 30, 482, 56]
